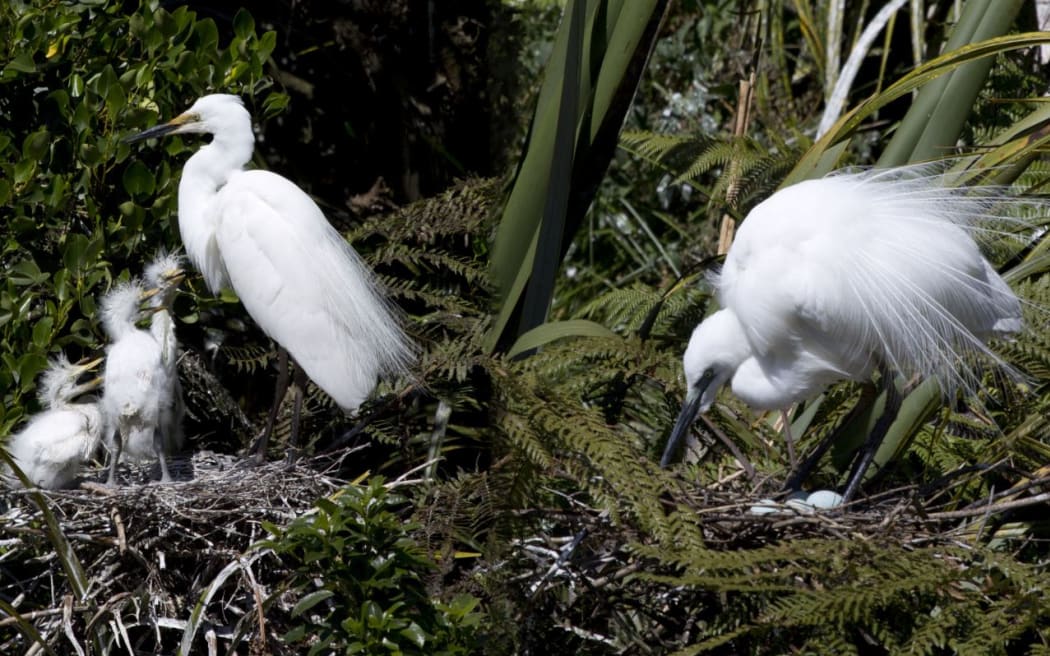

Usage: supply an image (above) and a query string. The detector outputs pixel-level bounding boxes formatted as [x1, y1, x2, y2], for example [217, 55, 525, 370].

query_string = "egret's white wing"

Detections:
[718, 194, 866, 404]
[181, 193, 231, 294]
[214, 170, 412, 410]
[721, 169, 1022, 396]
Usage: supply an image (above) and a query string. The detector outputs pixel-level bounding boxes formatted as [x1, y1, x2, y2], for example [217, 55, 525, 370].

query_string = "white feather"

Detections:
[99, 280, 175, 479]
[143, 251, 186, 455]
[165, 94, 413, 411]
[684, 164, 1029, 412]
[3, 355, 103, 489]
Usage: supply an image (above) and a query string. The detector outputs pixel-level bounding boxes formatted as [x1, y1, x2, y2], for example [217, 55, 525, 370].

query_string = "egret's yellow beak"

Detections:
[123, 112, 195, 143]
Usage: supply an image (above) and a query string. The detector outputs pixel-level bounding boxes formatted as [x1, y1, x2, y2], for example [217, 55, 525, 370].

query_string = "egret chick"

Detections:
[125, 94, 414, 461]
[100, 280, 171, 484]
[142, 251, 187, 461]
[3, 356, 104, 489]
[662, 165, 1025, 502]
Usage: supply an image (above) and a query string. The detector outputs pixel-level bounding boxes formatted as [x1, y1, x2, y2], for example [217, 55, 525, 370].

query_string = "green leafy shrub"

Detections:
[261, 478, 483, 655]
[0, 0, 282, 435]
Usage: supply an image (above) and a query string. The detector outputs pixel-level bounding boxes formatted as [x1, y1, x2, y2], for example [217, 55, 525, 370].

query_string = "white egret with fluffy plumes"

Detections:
[2, 355, 104, 489]
[125, 94, 414, 462]
[661, 165, 1028, 503]
[141, 251, 187, 464]
[100, 280, 172, 483]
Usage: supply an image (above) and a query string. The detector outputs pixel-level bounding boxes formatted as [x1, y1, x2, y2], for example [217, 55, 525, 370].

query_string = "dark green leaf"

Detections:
[122, 160, 156, 196]
[31, 316, 53, 348]
[5, 53, 36, 74]
[232, 8, 255, 40]
[10, 259, 47, 287]
[291, 590, 335, 618]
[22, 130, 50, 160]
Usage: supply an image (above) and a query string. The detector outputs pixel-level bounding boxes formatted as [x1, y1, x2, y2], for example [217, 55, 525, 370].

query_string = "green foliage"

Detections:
[261, 479, 483, 656]
[619, 129, 802, 217]
[634, 539, 1050, 654]
[0, 0, 282, 435]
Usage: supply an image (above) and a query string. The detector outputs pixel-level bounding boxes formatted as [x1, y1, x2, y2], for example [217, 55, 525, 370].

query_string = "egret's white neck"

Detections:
[178, 129, 254, 212]
[150, 311, 178, 364]
[686, 309, 754, 377]
[684, 308, 755, 411]
[177, 126, 254, 287]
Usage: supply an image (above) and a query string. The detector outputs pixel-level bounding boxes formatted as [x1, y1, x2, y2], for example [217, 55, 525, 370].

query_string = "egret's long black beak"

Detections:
[660, 389, 703, 468]
[124, 117, 186, 144]
[660, 369, 717, 468]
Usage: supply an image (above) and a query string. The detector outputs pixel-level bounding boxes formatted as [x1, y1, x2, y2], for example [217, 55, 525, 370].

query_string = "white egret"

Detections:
[124, 94, 414, 461]
[3, 355, 104, 489]
[100, 280, 171, 484]
[661, 165, 1026, 503]
[142, 251, 187, 462]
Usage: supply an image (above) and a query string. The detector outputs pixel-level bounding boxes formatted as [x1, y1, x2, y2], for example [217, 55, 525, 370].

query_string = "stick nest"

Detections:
[0, 450, 352, 654]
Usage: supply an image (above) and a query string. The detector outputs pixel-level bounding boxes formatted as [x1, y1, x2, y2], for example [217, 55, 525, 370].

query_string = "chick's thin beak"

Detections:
[74, 357, 104, 373]
[76, 376, 104, 393]
[140, 270, 185, 304]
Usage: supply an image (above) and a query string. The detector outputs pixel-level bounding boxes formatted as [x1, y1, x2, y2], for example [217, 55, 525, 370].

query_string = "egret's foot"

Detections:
[156, 451, 173, 484]
[282, 447, 301, 469]
[248, 449, 268, 467]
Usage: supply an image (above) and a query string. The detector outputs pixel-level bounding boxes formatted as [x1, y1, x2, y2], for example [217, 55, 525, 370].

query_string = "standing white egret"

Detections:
[661, 165, 1025, 503]
[100, 280, 172, 484]
[3, 355, 104, 489]
[142, 251, 187, 463]
[124, 94, 414, 461]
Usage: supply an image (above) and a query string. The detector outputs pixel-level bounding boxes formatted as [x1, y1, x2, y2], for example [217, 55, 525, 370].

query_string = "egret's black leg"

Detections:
[285, 364, 308, 464]
[841, 366, 901, 503]
[106, 427, 124, 487]
[783, 384, 878, 492]
[250, 347, 290, 464]
[155, 430, 172, 483]
[780, 410, 797, 470]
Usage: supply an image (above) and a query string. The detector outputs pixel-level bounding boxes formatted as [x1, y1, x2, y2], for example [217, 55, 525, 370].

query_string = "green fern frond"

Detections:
[620, 129, 695, 161]
[619, 130, 804, 216]
[221, 343, 274, 374]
